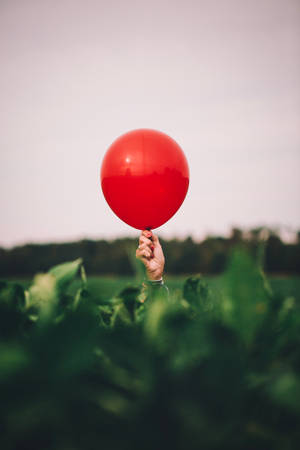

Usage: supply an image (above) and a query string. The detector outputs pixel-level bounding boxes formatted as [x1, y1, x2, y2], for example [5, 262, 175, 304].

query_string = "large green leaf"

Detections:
[222, 249, 269, 344]
[48, 258, 83, 290]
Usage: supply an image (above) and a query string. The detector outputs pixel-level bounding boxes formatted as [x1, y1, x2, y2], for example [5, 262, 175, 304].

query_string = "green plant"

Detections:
[0, 250, 299, 450]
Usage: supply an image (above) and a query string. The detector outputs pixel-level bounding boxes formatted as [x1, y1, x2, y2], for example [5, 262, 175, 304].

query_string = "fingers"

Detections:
[138, 242, 154, 259]
[137, 230, 156, 260]
[141, 229, 152, 239]
[136, 230, 165, 279]
[142, 230, 160, 247]
[151, 233, 160, 245]
[139, 235, 152, 247]
[141, 230, 160, 245]
[136, 245, 152, 261]
[137, 247, 152, 259]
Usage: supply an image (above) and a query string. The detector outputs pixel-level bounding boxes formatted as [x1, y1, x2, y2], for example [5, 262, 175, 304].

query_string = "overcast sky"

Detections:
[0, 0, 299, 247]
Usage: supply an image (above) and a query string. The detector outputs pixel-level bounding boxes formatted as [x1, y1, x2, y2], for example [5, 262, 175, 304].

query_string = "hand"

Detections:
[136, 230, 165, 281]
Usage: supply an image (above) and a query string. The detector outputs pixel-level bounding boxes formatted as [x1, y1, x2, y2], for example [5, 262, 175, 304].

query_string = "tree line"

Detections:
[0, 228, 299, 277]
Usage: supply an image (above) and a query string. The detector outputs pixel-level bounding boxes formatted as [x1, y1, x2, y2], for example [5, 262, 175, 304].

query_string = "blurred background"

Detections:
[1, 5, 300, 448]
[0, 0, 299, 274]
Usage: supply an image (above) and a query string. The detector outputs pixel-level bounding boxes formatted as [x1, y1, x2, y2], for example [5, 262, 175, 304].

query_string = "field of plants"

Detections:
[1, 250, 300, 450]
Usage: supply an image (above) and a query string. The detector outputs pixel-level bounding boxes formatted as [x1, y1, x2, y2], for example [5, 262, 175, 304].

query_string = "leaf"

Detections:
[27, 273, 57, 309]
[222, 249, 269, 344]
[183, 275, 213, 312]
[117, 286, 141, 321]
[73, 287, 89, 310]
[111, 304, 132, 327]
[267, 371, 300, 413]
[48, 258, 83, 291]
[0, 281, 25, 312]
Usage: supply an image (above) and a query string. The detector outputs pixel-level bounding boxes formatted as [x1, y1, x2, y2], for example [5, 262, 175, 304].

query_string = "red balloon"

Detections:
[100, 129, 189, 230]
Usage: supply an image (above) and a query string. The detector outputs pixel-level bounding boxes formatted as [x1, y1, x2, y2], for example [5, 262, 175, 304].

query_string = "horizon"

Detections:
[0, 224, 298, 250]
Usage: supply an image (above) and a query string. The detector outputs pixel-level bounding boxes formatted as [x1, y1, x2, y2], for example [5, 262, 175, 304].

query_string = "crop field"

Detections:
[1, 251, 300, 450]
[84, 274, 300, 302]
[13, 274, 300, 304]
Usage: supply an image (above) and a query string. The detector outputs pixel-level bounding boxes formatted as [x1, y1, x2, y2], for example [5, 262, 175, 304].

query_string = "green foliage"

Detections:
[0, 250, 299, 450]
[183, 274, 214, 311]
[221, 249, 270, 344]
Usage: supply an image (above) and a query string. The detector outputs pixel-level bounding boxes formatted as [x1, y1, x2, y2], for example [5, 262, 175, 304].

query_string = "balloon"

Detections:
[100, 129, 189, 230]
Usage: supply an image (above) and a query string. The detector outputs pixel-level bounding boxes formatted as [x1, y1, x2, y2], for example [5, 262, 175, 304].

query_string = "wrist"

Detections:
[146, 277, 164, 286]
[146, 272, 164, 281]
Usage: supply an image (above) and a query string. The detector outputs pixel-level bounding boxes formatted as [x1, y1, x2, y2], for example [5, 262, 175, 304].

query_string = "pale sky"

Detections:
[0, 0, 299, 247]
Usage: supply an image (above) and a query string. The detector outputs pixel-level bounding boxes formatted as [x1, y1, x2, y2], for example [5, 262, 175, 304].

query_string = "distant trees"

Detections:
[0, 228, 299, 277]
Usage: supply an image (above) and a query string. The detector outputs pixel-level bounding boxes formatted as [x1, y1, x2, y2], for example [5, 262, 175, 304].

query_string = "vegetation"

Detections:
[0, 228, 299, 277]
[1, 249, 299, 450]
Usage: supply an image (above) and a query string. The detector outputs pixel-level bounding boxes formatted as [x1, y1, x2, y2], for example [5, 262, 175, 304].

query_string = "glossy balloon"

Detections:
[101, 129, 189, 230]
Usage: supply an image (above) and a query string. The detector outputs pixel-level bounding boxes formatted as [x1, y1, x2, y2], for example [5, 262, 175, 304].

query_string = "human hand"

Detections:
[136, 230, 165, 281]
